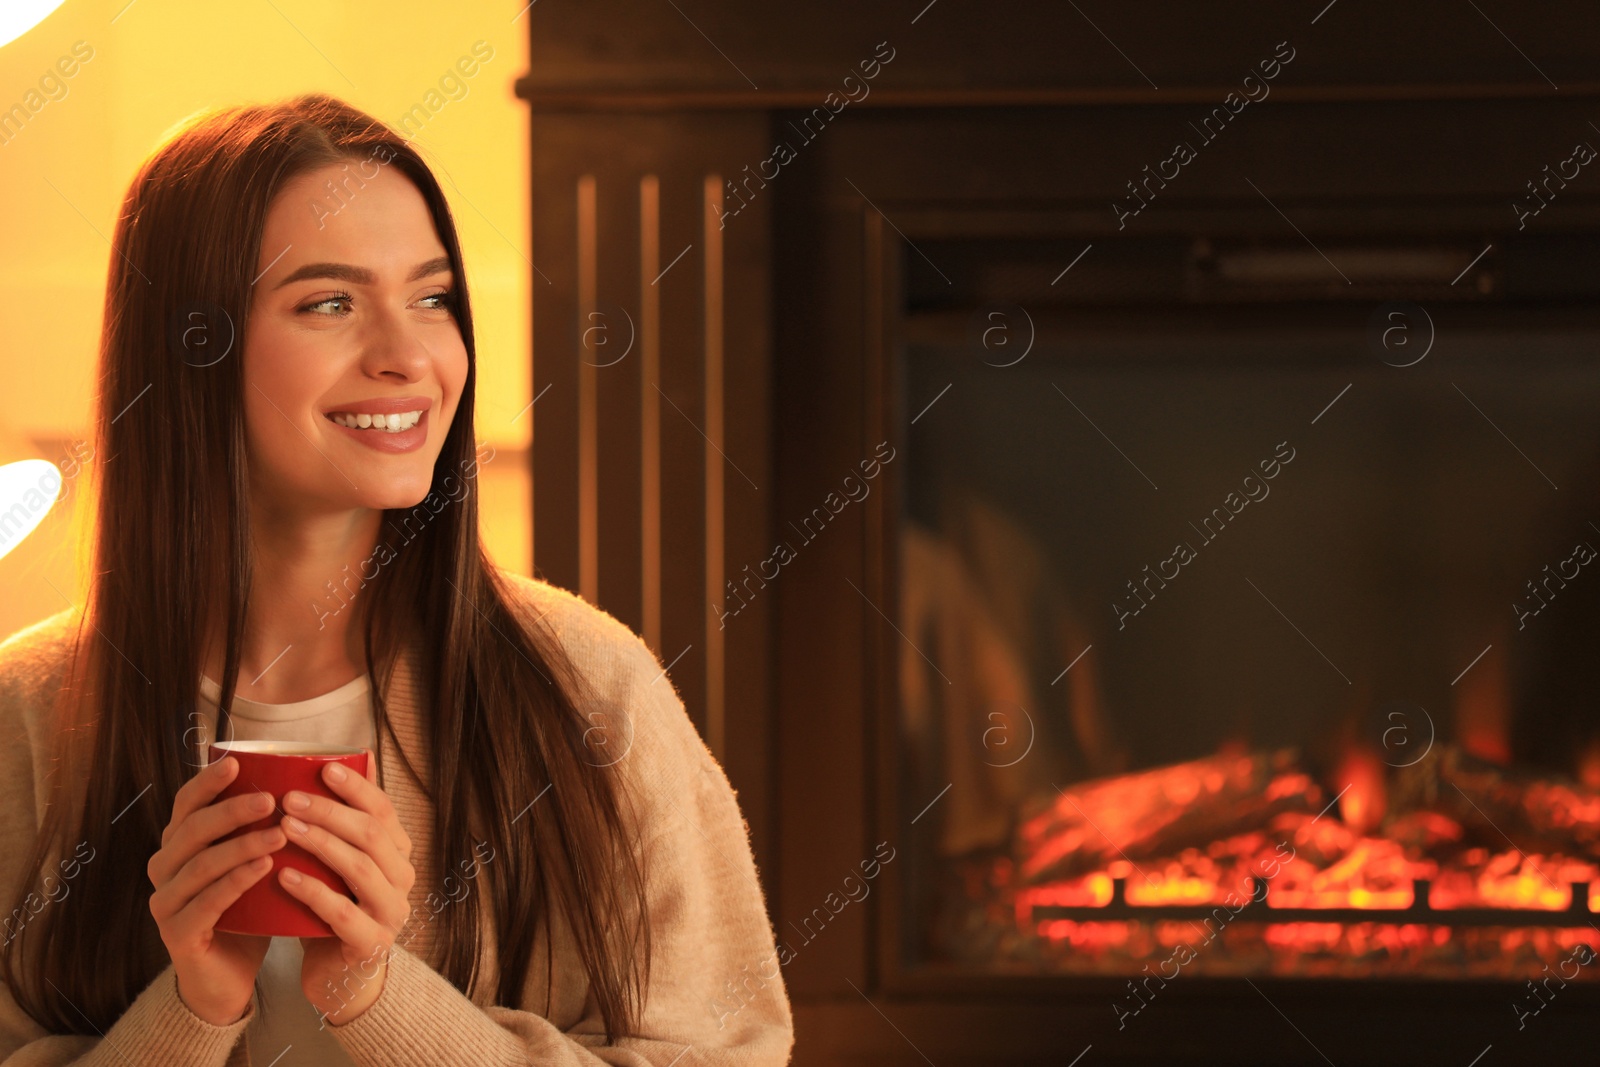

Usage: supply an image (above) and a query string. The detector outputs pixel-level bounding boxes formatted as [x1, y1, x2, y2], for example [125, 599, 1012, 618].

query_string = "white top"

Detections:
[196, 671, 375, 1067]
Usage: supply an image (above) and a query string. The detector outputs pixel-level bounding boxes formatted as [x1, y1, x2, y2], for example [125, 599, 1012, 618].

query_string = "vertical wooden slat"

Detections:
[641, 176, 662, 654]
[576, 174, 598, 604]
[863, 204, 895, 994]
[527, 162, 538, 566]
[703, 173, 725, 762]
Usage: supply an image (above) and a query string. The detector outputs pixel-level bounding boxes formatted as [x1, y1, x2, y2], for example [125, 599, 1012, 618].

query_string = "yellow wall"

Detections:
[0, 0, 532, 639]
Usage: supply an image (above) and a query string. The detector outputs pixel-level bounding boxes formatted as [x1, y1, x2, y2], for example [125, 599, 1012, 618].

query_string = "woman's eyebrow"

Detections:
[271, 255, 452, 289]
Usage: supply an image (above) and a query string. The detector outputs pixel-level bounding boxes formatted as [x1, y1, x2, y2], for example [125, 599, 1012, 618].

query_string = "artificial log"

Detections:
[1013, 748, 1318, 886]
[1390, 744, 1600, 858]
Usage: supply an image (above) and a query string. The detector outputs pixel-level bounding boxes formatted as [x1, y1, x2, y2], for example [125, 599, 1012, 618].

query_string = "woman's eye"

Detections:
[296, 289, 455, 316]
[299, 292, 353, 316]
[419, 289, 457, 312]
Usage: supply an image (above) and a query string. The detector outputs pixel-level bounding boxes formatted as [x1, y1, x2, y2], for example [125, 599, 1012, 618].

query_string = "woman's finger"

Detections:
[321, 758, 408, 856]
[151, 825, 286, 919]
[280, 807, 414, 902]
[150, 789, 277, 887]
[292, 762, 411, 860]
[278, 861, 403, 946]
[158, 852, 276, 945]
[162, 756, 237, 849]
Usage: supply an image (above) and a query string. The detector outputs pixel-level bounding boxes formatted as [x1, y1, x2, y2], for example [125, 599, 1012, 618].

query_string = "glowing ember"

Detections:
[965, 744, 1600, 978]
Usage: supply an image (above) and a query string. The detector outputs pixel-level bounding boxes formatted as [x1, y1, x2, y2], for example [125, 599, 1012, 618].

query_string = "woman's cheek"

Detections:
[243, 351, 331, 492]
[440, 357, 469, 440]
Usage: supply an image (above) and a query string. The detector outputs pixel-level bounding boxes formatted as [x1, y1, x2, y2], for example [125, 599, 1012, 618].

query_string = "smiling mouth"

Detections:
[324, 410, 424, 433]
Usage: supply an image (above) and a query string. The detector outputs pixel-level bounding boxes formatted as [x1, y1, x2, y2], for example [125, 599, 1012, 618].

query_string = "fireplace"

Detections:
[893, 232, 1600, 993]
[518, 2, 1600, 1061]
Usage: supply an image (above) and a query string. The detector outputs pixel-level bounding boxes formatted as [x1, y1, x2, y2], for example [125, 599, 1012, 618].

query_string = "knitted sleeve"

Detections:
[0, 612, 256, 1066]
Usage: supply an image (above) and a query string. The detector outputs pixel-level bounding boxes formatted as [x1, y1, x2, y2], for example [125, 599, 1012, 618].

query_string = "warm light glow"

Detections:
[0, 0, 64, 50]
[1332, 744, 1387, 835]
[1579, 738, 1600, 790]
[1006, 743, 1600, 976]
[0, 3, 531, 639]
[0, 460, 62, 561]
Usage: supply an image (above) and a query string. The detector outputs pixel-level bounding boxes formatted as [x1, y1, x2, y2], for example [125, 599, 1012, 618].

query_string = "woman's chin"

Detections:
[355, 473, 438, 513]
[365, 489, 432, 513]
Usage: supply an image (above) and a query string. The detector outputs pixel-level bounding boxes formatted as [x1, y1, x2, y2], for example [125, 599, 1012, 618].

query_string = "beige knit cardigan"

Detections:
[0, 571, 794, 1065]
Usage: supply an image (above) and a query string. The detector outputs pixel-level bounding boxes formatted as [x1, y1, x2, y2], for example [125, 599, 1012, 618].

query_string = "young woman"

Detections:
[0, 94, 793, 1066]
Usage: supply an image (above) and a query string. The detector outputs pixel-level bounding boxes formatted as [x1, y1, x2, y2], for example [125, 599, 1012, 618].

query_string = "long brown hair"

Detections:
[0, 93, 650, 1041]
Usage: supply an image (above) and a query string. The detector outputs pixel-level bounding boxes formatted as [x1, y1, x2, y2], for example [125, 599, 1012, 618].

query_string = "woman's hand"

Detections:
[148, 755, 285, 1025]
[276, 748, 415, 1025]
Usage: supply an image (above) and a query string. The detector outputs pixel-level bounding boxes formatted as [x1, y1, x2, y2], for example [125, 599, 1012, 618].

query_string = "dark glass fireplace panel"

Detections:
[894, 244, 1600, 980]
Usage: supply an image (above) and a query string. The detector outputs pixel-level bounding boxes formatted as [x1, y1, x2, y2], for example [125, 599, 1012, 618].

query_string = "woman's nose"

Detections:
[360, 317, 434, 381]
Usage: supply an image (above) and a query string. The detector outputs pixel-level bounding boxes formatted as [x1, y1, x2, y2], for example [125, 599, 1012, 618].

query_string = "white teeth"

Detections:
[328, 409, 423, 433]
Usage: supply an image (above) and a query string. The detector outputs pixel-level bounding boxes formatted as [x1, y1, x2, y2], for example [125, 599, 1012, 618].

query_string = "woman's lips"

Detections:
[324, 408, 428, 454]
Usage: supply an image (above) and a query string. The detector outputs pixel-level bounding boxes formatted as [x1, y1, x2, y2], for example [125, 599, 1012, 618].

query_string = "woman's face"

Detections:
[242, 158, 469, 517]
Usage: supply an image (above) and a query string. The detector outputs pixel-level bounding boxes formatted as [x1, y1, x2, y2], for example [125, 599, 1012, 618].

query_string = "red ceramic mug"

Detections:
[206, 740, 369, 937]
